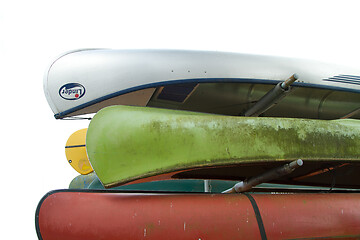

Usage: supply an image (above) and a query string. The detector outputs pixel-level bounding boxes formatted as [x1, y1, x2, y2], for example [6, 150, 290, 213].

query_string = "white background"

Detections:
[1, 0, 359, 238]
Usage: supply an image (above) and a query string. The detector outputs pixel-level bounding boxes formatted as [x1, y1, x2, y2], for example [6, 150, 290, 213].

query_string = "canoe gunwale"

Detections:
[54, 78, 360, 119]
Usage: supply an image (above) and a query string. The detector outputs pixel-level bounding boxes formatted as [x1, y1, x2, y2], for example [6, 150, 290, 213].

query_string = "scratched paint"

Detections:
[37, 192, 360, 239]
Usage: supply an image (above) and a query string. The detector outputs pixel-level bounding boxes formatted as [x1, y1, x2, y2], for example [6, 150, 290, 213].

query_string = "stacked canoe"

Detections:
[36, 49, 360, 240]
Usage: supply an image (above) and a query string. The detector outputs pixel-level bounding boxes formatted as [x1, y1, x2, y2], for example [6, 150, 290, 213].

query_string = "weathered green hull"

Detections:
[86, 105, 360, 188]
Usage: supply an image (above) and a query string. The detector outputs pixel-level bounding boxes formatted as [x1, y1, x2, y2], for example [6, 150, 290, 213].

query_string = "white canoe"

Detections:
[43, 49, 360, 119]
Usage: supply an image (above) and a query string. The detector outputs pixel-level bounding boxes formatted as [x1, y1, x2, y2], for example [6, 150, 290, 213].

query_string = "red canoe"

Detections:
[36, 190, 360, 240]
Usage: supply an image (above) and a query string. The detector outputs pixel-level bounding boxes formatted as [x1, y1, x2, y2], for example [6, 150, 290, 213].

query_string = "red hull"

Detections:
[36, 190, 360, 240]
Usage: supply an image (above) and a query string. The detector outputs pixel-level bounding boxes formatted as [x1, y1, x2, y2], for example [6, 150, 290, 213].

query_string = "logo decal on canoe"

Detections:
[59, 83, 86, 100]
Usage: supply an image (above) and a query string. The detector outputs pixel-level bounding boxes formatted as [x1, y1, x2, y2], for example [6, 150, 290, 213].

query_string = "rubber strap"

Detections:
[243, 193, 267, 240]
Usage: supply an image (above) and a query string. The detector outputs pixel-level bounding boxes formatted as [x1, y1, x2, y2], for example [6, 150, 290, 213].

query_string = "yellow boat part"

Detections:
[65, 128, 93, 175]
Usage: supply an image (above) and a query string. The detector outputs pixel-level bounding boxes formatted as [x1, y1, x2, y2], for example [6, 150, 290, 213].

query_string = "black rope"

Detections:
[243, 193, 267, 240]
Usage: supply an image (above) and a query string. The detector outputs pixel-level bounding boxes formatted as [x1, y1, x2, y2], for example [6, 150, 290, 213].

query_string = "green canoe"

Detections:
[86, 105, 360, 188]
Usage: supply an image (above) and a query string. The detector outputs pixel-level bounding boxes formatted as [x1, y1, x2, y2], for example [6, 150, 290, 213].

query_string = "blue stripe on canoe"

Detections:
[326, 79, 360, 85]
[338, 75, 360, 80]
[323, 78, 360, 86]
[323, 75, 360, 85]
[330, 76, 360, 82]
[54, 78, 360, 119]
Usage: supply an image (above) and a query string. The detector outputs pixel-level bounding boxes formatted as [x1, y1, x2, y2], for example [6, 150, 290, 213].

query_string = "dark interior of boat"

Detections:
[171, 160, 360, 191]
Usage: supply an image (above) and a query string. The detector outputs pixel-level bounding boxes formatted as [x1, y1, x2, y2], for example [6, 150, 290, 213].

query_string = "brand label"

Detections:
[59, 83, 86, 100]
